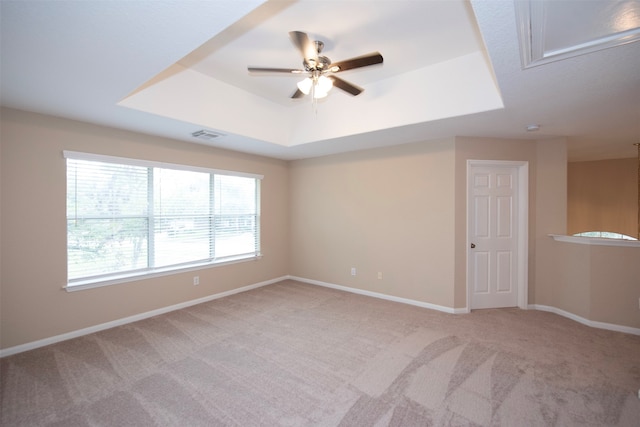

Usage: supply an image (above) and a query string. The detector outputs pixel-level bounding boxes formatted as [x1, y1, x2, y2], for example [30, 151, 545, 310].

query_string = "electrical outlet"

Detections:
[377, 272, 383, 280]
[193, 276, 199, 286]
[351, 267, 356, 276]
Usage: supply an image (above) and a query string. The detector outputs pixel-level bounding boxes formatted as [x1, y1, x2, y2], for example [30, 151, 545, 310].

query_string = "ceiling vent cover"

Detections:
[191, 129, 223, 140]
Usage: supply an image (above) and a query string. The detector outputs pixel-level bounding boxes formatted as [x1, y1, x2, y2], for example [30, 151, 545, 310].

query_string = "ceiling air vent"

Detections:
[191, 129, 223, 141]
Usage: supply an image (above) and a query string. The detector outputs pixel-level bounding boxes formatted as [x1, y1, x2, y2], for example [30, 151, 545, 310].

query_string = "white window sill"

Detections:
[64, 254, 262, 292]
[548, 234, 640, 248]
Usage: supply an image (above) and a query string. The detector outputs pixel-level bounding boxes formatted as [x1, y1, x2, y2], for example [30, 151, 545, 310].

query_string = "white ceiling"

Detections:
[1, 0, 639, 161]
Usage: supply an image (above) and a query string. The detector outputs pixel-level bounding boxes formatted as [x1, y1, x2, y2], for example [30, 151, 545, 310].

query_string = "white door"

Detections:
[468, 163, 522, 309]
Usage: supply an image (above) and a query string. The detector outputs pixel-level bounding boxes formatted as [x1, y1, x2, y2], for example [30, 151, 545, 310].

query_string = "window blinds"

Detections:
[64, 151, 261, 286]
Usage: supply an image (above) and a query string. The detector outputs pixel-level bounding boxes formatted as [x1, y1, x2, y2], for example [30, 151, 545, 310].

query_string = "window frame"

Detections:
[63, 151, 263, 292]
[572, 231, 637, 241]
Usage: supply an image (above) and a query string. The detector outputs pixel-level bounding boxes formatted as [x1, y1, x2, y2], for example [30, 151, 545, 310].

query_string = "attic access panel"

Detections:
[515, 0, 640, 68]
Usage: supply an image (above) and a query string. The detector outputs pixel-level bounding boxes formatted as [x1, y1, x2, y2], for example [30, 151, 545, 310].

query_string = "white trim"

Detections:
[293, 276, 639, 336]
[0, 276, 287, 358]
[65, 255, 262, 292]
[290, 276, 468, 314]
[529, 304, 640, 336]
[549, 234, 640, 248]
[5, 276, 638, 357]
[514, 0, 640, 69]
[466, 160, 529, 310]
[63, 150, 264, 180]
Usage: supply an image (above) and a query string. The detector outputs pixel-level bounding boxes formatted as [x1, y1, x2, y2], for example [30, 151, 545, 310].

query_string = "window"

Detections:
[573, 231, 637, 241]
[65, 151, 262, 289]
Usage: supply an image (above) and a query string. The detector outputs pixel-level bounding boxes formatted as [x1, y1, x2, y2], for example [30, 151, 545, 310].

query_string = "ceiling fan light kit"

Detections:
[297, 74, 333, 98]
[296, 77, 313, 95]
[248, 31, 383, 105]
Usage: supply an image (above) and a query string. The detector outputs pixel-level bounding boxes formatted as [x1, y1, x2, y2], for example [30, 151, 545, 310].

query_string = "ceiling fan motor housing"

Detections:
[304, 54, 331, 72]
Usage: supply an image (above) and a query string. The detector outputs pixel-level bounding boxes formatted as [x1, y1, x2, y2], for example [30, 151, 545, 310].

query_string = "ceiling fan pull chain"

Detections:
[311, 81, 318, 115]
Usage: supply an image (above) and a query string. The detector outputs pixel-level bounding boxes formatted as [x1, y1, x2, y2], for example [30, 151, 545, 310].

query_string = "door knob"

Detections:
[470, 243, 476, 248]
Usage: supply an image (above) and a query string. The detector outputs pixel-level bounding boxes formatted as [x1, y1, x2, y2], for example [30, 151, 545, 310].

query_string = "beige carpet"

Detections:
[1, 279, 639, 426]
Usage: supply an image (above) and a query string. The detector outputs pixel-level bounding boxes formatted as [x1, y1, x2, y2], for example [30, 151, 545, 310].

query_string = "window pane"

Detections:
[67, 159, 148, 218]
[573, 231, 637, 240]
[67, 159, 149, 280]
[153, 168, 211, 267]
[213, 175, 258, 258]
[214, 175, 257, 214]
[67, 218, 148, 279]
[214, 214, 258, 257]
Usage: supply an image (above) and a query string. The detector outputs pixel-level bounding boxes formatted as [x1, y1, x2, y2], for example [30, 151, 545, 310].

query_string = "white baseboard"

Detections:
[0, 276, 287, 358]
[289, 276, 640, 335]
[4, 276, 637, 358]
[288, 276, 468, 314]
[528, 304, 640, 336]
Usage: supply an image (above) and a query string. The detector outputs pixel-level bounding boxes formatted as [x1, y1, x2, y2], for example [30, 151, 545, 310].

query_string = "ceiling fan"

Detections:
[248, 31, 383, 99]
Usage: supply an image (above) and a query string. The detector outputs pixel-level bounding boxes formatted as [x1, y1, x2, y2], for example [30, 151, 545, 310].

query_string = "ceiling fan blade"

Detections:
[248, 67, 305, 74]
[331, 52, 383, 72]
[291, 88, 305, 99]
[289, 31, 318, 62]
[328, 76, 364, 96]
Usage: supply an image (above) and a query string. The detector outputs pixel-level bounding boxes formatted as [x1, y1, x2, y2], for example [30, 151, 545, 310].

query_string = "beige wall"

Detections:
[289, 138, 457, 307]
[541, 241, 640, 329]
[0, 108, 290, 349]
[589, 245, 640, 328]
[531, 139, 569, 309]
[289, 136, 568, 312]
[531, 145, 639, 329]
[2, 107, 637, 351]
[542, 242, 592, 319]
[568, 158, 638, 238]
[289, 135, 638, 330]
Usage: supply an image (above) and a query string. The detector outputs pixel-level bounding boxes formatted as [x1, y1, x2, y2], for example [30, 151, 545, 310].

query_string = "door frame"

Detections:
[466, 160, 529, 311]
